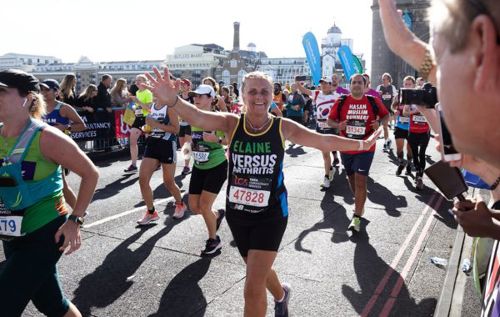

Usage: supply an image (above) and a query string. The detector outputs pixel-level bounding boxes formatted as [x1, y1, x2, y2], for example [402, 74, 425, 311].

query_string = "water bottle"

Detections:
[461, 258, 472, 274]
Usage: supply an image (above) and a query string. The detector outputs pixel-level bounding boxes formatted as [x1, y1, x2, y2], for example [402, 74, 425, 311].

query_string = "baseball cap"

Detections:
[0, 69, 40, 93]
[319, 77, 332, 84]
[189, 84, 216, 98]
[180, 78, 192, 86]
[40, 79, 60, 91]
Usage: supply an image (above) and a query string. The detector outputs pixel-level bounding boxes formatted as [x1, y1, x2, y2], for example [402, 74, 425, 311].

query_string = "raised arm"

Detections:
[144, 67, 238, 135]
[295, 81, 312, 96]
[281, 119, 381, 152]
[378, 0, 436, 84]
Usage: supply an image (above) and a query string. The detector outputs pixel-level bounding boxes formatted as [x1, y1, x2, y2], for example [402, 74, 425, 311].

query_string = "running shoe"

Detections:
[216, 209, 225, 231]
[137, 210, 159, 225]
[124, 164, 138, 173]
[396, 163, 406, 176]
[181, 166, 191, 175]
[274, 283, 291, 317]
[348, 216, 361, 232]
[385, 139, 392, 151]
[415, 176, 424, 190]
[201, 235, 222, 256]
[321, 177, 331, 189]
[328, 167, 335, 181]
[173, 202, 187, 219]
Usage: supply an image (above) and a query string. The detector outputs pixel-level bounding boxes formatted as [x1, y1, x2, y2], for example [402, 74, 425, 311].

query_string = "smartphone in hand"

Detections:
[437, 103, 462, 162]
[295, 75, 307, 82]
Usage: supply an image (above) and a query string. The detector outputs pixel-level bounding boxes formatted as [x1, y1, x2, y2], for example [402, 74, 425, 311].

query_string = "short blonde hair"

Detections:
[431, 0, 500, 53]
[241, 71, 273, 93]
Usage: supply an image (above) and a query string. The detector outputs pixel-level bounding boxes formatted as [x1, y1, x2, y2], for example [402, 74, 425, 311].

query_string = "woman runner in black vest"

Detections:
[143, 67, 381, 317]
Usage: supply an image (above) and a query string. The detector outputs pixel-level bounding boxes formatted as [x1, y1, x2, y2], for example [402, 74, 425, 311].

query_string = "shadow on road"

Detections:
[92, 173, 139, 202]
[72, 214, 188, 316]
[342, 233, 437, 316]
[285, 144, 307, 158]
[294, 190, 351, 253]
[148, 258, 212, 317]
[367, 177, 407, 217]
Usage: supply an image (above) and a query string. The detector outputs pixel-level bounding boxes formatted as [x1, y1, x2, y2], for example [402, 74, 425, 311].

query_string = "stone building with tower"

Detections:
[218, 22, 267, 88]
[371, 0, 431, 87]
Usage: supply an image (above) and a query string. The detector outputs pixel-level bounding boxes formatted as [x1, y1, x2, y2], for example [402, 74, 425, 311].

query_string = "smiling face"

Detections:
[242, 78, 272, 116]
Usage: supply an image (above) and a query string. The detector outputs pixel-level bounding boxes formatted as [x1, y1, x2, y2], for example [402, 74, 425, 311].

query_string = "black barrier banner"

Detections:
[70, 113, 114, 141]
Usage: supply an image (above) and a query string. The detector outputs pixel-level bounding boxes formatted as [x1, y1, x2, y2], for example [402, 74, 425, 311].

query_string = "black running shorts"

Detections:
[143, 137, 177, 164]
[131, 116, 146, 130]
[394, 127, 409, 140]
[226, 215, 288, 257]
[189, 161, 228, 195]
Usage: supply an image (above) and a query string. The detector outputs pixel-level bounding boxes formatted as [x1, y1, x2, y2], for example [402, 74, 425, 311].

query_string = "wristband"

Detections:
[358, 140, 364, 151]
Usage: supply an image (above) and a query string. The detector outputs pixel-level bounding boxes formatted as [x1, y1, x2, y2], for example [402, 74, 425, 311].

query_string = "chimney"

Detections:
[233, 22, 240, 52]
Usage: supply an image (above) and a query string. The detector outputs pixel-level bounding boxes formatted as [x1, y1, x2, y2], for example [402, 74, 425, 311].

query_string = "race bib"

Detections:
[0, 215, 23, 238]
[413, 115, 427, 123]
[317, 120, 330, 129]
[229, 186, 270, 208]
[346, 125, 366, 137]
[151, 131, 165, 138]
[135, 108, 143, 116]
[399, 117, 410, 123]
[193, 151, 210, 163]
[382, 93, 392, 100]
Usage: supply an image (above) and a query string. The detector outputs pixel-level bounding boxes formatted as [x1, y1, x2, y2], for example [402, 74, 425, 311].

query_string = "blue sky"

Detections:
[2, 0, 373, 70]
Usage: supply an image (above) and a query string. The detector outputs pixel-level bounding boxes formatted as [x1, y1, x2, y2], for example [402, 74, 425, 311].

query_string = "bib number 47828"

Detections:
[229, 186, 270, 208]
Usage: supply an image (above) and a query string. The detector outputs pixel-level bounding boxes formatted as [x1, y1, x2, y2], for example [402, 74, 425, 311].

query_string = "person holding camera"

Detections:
[379, 0, 500, 314]
[0, 69, 99, 317]
[328, 73, 390, 232]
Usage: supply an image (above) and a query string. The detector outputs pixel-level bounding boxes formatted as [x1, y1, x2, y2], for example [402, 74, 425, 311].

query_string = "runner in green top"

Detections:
[185, 84, 228, 256]
[0, 69, 99, 317]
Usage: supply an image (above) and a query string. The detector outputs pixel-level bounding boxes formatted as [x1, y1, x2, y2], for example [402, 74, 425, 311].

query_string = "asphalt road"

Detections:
[2, 136, 459, 317]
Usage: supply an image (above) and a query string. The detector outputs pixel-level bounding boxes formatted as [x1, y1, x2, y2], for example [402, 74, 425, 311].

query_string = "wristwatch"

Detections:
[68, 214, 85, 225]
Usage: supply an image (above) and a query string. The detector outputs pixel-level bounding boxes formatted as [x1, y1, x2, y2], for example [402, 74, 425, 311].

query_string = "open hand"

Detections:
[144, 67, 180, 106]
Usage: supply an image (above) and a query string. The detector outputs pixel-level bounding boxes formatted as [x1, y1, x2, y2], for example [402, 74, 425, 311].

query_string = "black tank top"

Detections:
[226, 114, 288, 221]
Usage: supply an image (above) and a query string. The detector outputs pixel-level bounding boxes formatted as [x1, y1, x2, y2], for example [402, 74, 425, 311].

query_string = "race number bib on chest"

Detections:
[317, 119, 330, 130]
[413, 115, 427, 123]
[399, 116, 410, 123]
[229, 186, 270, 208]
[192, 151, 210, 163]
[228, 175, 272, 211]
[346, 120, 366, 139]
